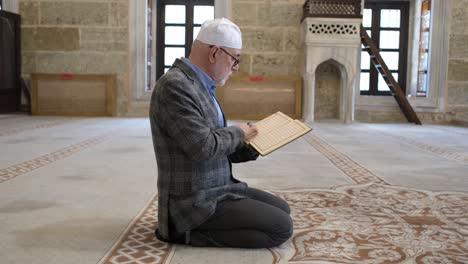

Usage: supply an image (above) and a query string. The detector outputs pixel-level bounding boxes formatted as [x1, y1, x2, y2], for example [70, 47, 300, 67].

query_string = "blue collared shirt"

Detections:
[180, 57, 224, 127]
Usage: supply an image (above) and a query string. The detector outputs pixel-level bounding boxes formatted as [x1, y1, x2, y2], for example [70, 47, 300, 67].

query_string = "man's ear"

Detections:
[208, 46, 218, 64]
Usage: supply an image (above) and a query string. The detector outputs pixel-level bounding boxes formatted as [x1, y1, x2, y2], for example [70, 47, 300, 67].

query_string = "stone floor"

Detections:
[0, 114, 467, 263]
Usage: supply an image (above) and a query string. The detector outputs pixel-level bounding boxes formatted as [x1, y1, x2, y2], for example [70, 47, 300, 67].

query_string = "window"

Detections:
[416, 0, 431, 97]
[360, 1, 409, 96]
[155, 0, 214, 82]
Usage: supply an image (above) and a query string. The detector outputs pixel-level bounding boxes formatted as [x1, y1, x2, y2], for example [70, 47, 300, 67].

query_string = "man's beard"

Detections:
[215, 73, 230, 87]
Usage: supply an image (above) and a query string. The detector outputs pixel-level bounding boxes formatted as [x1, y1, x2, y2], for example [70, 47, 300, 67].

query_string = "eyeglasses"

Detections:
[212, 46, 240, 68]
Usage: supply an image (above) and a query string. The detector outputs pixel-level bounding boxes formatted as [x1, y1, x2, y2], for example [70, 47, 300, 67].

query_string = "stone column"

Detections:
[302, 72, 316, 123]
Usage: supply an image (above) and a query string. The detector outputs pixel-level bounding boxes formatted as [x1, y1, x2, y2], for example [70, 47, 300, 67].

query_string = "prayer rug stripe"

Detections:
[268, 248, 282, 264]
[0, 134, 111, 184]
[304, 133, 388, 185]
[0, 119, 74, 137]
[98, 194, 278, 264]
[429, 125, 468, 137]
[0, 115, 28, 120]
[97, 195, 175, 264]
[379, 131, 468, 163]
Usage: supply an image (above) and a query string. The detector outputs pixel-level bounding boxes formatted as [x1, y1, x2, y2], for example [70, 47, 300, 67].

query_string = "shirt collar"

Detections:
[180, 57, 216, 92]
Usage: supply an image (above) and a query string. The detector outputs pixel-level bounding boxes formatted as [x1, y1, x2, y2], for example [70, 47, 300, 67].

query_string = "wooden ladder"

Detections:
[360, 25, 421, 125]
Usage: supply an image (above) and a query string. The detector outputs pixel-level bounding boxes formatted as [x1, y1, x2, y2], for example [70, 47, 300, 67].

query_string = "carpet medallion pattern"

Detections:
[100, 184, 468, 264]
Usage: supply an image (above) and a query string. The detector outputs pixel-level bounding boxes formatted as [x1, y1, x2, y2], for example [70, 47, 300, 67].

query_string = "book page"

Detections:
[247, 112, 312, 156]
[254, 111, 292, 134]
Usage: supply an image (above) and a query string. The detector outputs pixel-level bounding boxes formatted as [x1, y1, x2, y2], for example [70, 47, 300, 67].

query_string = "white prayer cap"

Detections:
[195, 18, 242, 49]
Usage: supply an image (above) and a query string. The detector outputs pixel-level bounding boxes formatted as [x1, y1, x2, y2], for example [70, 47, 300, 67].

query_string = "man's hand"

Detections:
[237, 122, 258, 140]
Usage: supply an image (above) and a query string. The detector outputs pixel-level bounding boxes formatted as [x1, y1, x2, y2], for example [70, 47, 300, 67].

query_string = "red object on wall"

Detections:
[59, 73, 74, 80]
[248, 75, 265, 82]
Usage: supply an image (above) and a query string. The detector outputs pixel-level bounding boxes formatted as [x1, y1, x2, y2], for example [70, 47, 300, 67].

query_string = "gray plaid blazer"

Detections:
[149, 59, 258, 240]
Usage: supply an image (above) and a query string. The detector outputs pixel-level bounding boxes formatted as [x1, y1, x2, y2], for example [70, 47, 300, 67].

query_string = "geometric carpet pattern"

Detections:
[273, 184, 468, 263]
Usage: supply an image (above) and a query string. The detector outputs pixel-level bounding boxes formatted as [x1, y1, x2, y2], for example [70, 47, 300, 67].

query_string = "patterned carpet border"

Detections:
[429, 125, 468, 137]
[0, 120, 72, 137]
[268, 248, 281, 264]
[98, 193, 277, 264]
[378, 130, 468, 163]
[0, 134, 111, 184]
[0, 114, 30, 120]
[304, 133, 388, 185]
[98, 195, 175, 264]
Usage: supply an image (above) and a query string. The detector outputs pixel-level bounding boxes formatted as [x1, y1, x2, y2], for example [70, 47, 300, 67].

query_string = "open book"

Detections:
[246, 111, 312, 156]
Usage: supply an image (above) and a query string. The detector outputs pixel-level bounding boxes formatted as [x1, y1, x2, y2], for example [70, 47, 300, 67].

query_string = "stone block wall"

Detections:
[15, 0, 468, 122]
[19, 0, 129, 115]
[448, 0, 468, 125]
[231, 0, 304, 77]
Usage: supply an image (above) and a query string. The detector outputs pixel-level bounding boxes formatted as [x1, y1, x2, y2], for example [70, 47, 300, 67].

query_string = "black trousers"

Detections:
[188, 187, 293, 248]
